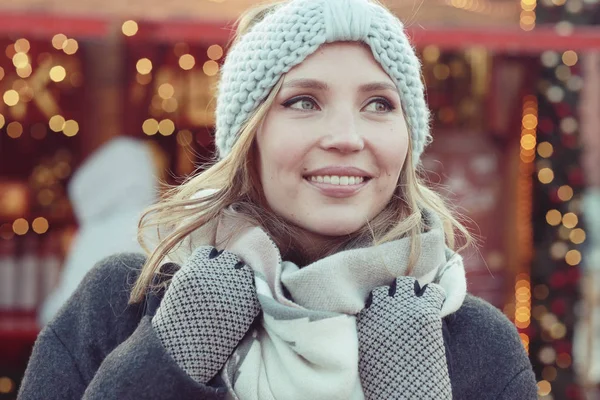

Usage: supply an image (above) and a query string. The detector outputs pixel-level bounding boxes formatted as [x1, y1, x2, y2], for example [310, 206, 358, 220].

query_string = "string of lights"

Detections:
[527, 0, 598, 397]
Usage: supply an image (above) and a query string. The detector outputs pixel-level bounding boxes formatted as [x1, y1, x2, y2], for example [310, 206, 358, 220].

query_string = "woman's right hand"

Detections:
[151, 246, 261, 384]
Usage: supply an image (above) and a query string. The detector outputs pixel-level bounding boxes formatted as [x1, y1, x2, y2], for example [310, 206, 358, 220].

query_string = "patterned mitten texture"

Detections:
[152, 246, 261, 384]
[357, 277, 452, 399]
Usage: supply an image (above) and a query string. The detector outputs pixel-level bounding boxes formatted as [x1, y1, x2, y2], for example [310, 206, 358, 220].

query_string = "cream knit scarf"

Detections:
[210, 210, 466, 400]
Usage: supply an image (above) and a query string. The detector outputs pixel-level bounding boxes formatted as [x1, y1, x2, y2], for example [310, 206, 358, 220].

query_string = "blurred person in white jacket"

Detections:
[39, 137, 166, 325]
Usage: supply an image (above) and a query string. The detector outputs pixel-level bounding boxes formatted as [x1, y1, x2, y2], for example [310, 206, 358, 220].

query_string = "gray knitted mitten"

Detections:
[152, 246, 261, 384]
[357, 277, 452, 399]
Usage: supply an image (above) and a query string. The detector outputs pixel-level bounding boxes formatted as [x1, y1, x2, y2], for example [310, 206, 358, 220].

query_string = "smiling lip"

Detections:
[304, 166, 373, 179]
[303, 166, 372, 198]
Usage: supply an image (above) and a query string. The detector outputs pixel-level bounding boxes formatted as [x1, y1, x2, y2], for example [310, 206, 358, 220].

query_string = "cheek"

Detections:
[374, 126, 410, 177]
[257, 118, 310, 175]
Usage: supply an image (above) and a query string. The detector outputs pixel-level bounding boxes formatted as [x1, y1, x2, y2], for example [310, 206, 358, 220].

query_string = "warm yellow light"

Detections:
[13, 218, 29, 235]
[550, 323, 567, 340]
[158, 83, 175, 99]
[6, 122, 23, 139]
[562, 212, 578, 228]
[14, 38, 30, 54]
[537, 142, 553, 158]
[0, 66, 4, 80]
[32, 217, 49, 234]
[538, 168, 554, 184]
[122, 20, 139, 37]
[520, 13, 536, 25]
[562, 50, 578, 66]
[565, 250, 581, 266]
[521, 134, 536, 150]
[433, 64, 451, 80]
[557, 185, 573, 202]
[515, 278, 530, 289]
[546, 210, 561, 226]
[49, 66, 67, 82]
[142, 119, 159, 135]
[422, 46, 441, 63]
[137, 58, 153, 75]
[0, 114, 4, 129]
[16, 65, 32, 78]
[207, 44, 224, 60]
[203, 60, 219, 76]
[516, 289, 531, 302]
[63, 39, 79, 55]
[520, 152, 535, 163]
[522, 114, 538, 128]
[12, 52, 29, 69]
[521, 0, 536, 11]
[537, 380, 551, 396]
[52, 34, 67, 50]
[0, 376, 15, 394]
[63, 120, 79, 137]
[570, 228, 586, 244]
[179, 54, 196, 70]
[158, 119, 175, 136]
[515, 312, 531, 323]
[520, 21, 535, 31]
[3, 90, 19, 106]
[49, 115, 66, 132]
[162, 98, 178, 113]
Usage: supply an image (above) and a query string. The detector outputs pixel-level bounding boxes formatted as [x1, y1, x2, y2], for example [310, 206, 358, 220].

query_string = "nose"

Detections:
[319, 111, 365, 153]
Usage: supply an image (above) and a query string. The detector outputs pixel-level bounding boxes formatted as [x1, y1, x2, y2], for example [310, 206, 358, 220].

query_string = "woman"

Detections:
[18, 0, 537, 399]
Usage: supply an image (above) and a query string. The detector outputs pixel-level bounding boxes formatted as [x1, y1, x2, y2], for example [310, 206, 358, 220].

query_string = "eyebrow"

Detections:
[282, 79, 398, 94]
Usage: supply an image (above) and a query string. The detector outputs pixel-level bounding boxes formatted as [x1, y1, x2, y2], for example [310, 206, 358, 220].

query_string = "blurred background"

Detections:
[0, 0, 599, 398]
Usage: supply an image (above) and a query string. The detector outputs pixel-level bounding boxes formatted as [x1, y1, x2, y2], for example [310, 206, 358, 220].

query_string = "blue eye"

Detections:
[283, 97, 320, 111]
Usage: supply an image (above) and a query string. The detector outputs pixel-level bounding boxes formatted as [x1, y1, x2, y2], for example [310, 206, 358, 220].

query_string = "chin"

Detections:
[302, 219, 366, 238]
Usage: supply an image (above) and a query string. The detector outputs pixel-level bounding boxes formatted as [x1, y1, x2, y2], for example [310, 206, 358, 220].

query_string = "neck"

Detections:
[283, 230, 362, 267]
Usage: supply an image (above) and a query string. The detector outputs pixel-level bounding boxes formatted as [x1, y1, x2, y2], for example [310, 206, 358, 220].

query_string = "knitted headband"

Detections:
[215, 0, 430, 164]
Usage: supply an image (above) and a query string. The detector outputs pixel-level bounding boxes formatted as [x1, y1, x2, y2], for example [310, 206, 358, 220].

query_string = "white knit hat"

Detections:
[215, 0, 430, 164]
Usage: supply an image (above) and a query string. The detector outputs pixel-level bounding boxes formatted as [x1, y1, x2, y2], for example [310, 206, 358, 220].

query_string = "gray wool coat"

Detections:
[18, 253, 537, 399]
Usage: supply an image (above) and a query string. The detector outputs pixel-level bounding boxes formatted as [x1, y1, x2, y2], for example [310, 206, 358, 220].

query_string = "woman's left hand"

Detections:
[356, 277, 452, 400]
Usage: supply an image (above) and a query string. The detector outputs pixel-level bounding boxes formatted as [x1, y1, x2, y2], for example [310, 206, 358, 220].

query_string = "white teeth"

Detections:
[306, 175, 366, 186]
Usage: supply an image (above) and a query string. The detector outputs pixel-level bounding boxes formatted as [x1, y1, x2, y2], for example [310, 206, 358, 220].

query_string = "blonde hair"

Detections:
[129, 0, 472, 304]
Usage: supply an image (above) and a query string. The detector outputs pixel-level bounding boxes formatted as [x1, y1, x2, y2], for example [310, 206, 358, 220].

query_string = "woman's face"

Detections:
[256, 42, 409, 244]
